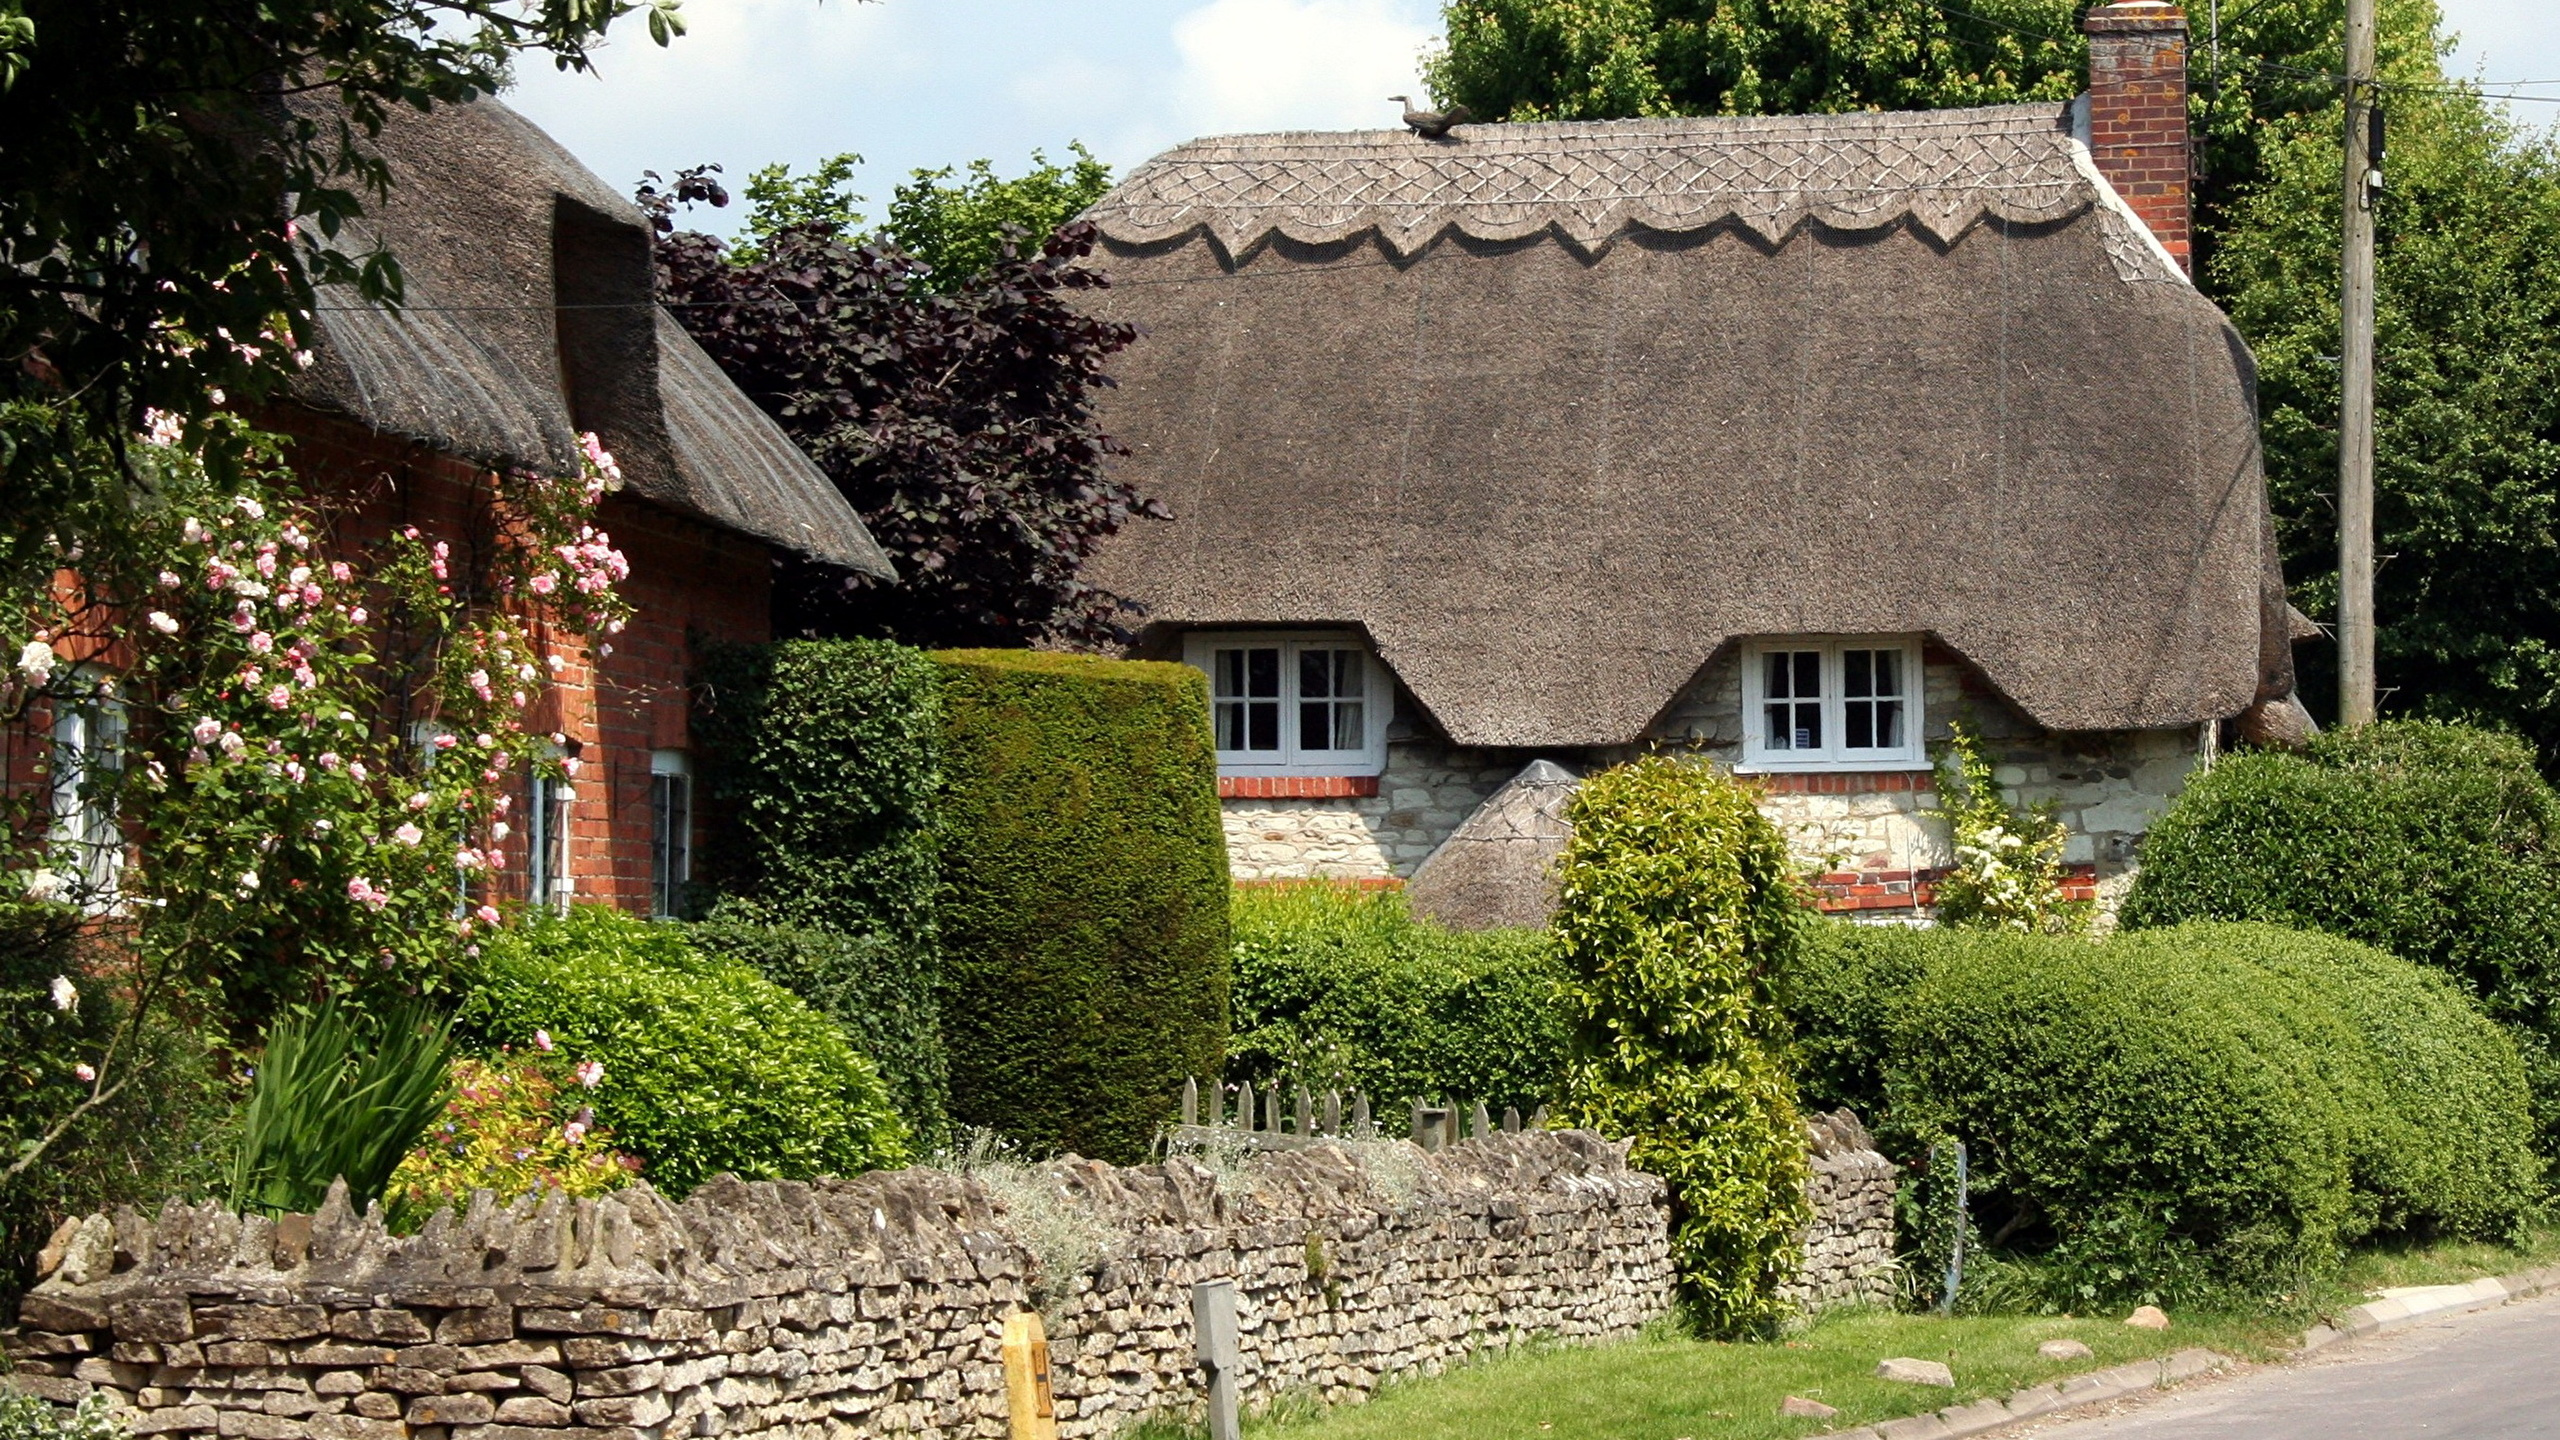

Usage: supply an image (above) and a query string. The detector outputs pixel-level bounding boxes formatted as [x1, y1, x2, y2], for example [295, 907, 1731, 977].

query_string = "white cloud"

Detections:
[1168, 0, 1437, 137]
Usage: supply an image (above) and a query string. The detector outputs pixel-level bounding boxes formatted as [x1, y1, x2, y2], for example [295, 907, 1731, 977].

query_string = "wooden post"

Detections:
[1181, 1077, 1199, 1128]
[2338, 0, 2379, 725]
[1001, 1312, 1058, 1440]
[1294, 1088, 1313, 1136]
[1322, 1090, 1342, 1137]
[1530, 1104, 1550, 1130]
[1237, 1080, 1256, 1134]
[1470, 1101, 1493, 1140]
[1502, 1106, 1521, 1133]
[1353, 1092, 1372, 1138]
[1193, 1279, 1241, 1440]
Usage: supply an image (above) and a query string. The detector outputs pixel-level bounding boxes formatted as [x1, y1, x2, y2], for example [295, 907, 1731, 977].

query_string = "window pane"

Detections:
[1247, 700, 1280, 751]
[1332, 651, 1363, 698]
[1765, 652, 1792, 700]
[1215, 702, 1242, 750]
[1300, 701, 1332, 749]
[1874, 649, 1903, 698]
[1792, 651, 1821, 698]
[1300, 648, 1331, 700]
[1846, 702, 1874, 750]
[1876, 700, 1904, 749]
[1246, 647, 1279, 698]
[1215, 650, 1245, 699]
[1844, 650, 1873, 699]
[1334, 702, 1365, 751]
[1793, 701, 1823, 751]
[1764, 703, 1793, 749]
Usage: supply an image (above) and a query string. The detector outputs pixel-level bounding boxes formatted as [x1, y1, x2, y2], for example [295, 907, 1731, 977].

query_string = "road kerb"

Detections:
[1829, 1260, 2560, 1438]
[1831, 1350, 2230, 1440]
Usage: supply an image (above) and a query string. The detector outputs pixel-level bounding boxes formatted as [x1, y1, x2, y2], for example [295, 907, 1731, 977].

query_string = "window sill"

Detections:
[1733, 759, 1933, 775]
[1218, 775, 1382, 799]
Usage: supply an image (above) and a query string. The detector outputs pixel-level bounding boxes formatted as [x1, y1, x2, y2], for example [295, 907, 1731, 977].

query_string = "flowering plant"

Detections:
[383, 1047, 640, 1225]
[0, 413, 631, 1180]
[1929, 720, 2086, 934]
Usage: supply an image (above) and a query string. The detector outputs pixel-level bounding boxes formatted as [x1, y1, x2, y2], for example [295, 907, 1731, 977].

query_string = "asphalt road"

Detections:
[2015, 1293, 2560, 1439]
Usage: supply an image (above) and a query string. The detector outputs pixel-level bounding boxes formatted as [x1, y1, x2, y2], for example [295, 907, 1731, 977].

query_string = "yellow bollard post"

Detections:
[1002, 1311, 1058, 1440]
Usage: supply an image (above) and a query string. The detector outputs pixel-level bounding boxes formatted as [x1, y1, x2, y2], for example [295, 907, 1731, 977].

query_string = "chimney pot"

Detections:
[2083, 0, 2192, 275]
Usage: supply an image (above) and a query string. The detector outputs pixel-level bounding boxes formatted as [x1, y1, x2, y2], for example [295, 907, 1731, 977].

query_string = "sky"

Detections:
[505, 0, 2560, 241]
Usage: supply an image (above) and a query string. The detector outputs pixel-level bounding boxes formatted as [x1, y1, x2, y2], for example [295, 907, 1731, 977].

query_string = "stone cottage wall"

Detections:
[1220, 734, 1525, 882]
[5, 1133, 1672, 1440]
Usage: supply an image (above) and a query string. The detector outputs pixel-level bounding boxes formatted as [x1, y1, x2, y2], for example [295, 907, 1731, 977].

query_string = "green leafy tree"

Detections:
[885, 144, 1115, 293]
[2215, 87, 2560, 745]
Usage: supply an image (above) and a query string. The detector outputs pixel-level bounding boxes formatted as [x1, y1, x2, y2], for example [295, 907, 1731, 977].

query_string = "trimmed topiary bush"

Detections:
[933, 649, 1230, 1164]
[1794, 919, 2542, 1307]
[690, 637, 948, 1142]
[1228, 882, 1568, 1113]
[460, 906, 910, 1195]
[1551, 755, 1811, 1336]
[2121, 720, 2560, 1150]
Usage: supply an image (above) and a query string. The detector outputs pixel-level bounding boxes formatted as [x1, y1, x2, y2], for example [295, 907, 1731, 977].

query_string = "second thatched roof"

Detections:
[1078, 103, 2290, 747]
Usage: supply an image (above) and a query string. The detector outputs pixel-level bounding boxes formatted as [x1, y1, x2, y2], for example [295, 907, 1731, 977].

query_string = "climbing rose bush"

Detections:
[1, 413, 631, 1175]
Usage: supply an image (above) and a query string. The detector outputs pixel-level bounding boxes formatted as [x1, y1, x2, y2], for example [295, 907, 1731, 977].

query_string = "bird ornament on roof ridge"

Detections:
[1390, 95, 1472, 139]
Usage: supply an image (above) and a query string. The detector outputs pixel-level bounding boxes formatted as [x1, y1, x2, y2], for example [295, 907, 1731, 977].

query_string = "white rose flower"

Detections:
[16, 640, 54, 683]
[50, 975, 76, 1013]
[23, 869, 62, 903]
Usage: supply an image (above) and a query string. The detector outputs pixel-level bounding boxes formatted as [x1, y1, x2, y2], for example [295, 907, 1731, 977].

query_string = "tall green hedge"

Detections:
[1794, 919, 2541, 1306]
[461, 906, 910, 1195]
[690, 638, 948, 1141]
[933, 650, 1230, 1164]
[1553, 755, 1810, 1336]
[1229, 883, 1568, 1112]
[2120, 720, 2560, 1150]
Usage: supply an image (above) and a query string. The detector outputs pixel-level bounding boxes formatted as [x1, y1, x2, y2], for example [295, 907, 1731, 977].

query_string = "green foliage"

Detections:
[228, 1001, 455, 1217]
[1794, 920, 2543, 1308]
[0, 1392, 125, 1440]
[884, 144, 1114, 293]
[733, 152, 868, 264]
[1930, 721, 2082, 934]
[689, 917, 950, 1149]
[1227, 883, 1569, 1112]
[688, 638, 948, 1138]
[2121, 721, 2560, 1146]
[1549, 755, 1810, 1335]
[933, 650, 1230, 1164]
[459, 906, 910, 1195]
[1426, 0, 2086, 123]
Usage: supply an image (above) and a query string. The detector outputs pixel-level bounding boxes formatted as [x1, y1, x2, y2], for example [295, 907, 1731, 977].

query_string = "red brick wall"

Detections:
[2085, 1, 2192, 275]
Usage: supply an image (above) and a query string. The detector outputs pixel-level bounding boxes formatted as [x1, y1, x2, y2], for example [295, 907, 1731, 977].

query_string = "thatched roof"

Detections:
[291, 99, 893, 579]
[1079, 103, 2288, 747]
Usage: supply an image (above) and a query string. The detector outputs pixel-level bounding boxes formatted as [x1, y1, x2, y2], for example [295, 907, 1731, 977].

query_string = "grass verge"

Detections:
[1120, 1227, 2560, 1440]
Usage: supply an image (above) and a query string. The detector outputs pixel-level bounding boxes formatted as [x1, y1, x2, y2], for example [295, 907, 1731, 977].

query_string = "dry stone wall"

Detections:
[1782, 1112, 1900, 1312]
[5, 1133, 1670, 1440]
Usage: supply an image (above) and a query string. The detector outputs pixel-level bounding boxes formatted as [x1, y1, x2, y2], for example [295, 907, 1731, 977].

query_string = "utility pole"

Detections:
[2338, 0, 2380, 726]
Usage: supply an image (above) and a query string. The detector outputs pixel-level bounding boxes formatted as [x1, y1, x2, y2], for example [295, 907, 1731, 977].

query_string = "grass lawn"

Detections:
[1120, 1227, 2560, 1440]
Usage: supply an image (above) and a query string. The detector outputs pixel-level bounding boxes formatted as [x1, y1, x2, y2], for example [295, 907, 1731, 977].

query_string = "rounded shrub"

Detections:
[1229, 882, 1568, 1113]
[460, 906, 910, 1195]
[2122, 720, 2560, 1151]
[933, 650, 1230, 1164]
[1795, 919, 2541, 1305]
[1551, 755, 1810, 1335]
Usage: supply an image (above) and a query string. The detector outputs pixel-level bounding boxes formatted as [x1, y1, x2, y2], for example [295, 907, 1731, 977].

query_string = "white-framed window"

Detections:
[649, 749, 691, 920]
[1740, 637, 1927, 771]
[1182, 631, 1389, 776]
[526, 746, 575, 915]
[49, 670, 125, 910]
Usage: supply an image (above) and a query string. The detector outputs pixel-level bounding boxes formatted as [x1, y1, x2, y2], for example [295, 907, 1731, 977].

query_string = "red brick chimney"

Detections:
[2083, 0, 2192, 274]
